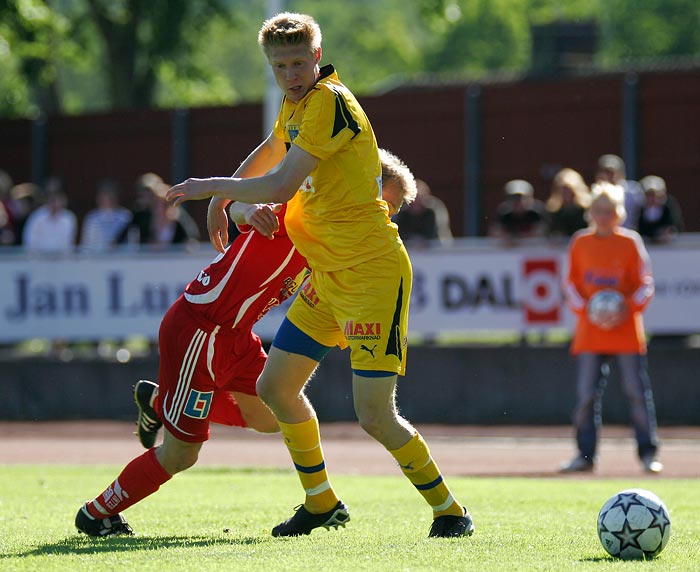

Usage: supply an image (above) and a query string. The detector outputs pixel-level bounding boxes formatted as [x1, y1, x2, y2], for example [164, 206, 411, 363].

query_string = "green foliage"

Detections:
[1, 0, 699, 118]
[601, 0, 700, 63]
[423, 0, 531, 74]
[1, 466, 699, 571]
[157, 61, 239, 109]
[84, 0, 234, 109]
[0, 0, 75, 114]
[0, 36, 34, 116]
[526, 0, 601, 24]
[173, 1, 268, 106]
[296, 0, 426, 92]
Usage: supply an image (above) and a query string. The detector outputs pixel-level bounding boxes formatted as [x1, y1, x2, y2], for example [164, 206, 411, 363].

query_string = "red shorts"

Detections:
[154, 300, 267, 443]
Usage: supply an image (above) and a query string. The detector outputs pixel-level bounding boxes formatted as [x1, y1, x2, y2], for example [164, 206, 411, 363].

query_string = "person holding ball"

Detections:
[560, 182, 662, 474]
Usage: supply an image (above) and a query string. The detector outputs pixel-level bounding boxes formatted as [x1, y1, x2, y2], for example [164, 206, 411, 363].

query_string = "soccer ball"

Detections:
[587, 289, 625, 329]
[597, 488, 671, 560]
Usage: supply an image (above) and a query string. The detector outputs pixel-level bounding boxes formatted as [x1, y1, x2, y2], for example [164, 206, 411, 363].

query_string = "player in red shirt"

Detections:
[74, 202, 308, 536]
[74, 151, 416, 537]
[560, 182, 661, 474]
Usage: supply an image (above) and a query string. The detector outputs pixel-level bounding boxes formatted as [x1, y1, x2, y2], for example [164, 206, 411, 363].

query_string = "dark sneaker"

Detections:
[75, 503, 133, 537]
[271, 500, 350, 537]
[134, 379, 162, 449]
[559, 456, 595, 473]
[429, 507, 475, 538]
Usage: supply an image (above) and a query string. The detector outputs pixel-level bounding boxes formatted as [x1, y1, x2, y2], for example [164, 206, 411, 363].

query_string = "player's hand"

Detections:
[166, 178, 215, 206]
[207, 198, 230, 253]
[244, 203, 281, 239]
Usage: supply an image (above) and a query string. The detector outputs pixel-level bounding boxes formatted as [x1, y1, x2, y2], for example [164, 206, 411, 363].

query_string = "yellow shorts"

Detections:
[286, 246, 412, 375]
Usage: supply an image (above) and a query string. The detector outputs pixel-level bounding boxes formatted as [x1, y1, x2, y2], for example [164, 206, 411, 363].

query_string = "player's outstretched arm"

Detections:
[204, 133, 285, 252]
[166, 145, 319, 207]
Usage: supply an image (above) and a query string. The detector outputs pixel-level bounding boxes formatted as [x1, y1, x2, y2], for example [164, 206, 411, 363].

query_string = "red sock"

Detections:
[85, 448, 171, 517]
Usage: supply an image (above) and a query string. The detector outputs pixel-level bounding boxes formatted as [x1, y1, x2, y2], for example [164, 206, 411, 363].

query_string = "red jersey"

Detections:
[182, 205, 309, 331]
[564, 226, 654, 355]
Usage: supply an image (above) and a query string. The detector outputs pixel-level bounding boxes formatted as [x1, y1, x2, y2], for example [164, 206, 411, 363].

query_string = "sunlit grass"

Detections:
[1, 466, 697, 571]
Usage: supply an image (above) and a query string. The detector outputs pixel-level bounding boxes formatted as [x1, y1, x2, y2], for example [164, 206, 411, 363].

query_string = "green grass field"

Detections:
[1, 465, 698, 571]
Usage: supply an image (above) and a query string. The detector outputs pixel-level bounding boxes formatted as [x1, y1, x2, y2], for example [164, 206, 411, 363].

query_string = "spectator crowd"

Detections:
[0, 153, 686, 254]
[489, 154, 684, 245]
[0, 170, 200, 253]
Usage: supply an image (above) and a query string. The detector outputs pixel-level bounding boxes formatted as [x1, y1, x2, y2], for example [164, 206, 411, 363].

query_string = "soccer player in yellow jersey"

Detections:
[167, 12, 473, 539]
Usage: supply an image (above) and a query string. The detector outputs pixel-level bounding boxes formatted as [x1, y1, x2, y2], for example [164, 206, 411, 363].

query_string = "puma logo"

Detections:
[360, 344, 377, 358]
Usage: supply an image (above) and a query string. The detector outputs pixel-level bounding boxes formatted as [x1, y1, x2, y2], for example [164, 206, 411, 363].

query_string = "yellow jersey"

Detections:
[273, 65, 402, 271]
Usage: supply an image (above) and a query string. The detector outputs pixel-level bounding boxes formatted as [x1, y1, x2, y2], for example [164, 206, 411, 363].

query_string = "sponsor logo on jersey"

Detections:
[300, 282, 320, 308]
[360, 343, 377, 358]
[184, 390, 213, 419]
[287, 124, 300, 142]
[256, 297, 281, 322]
[299, 176, 315, 194]
[254, 271, 310, 322]
[195, 270, 211, 287]
[280, 268, 310, 300]
[584, 270, 621, 288]
[344, 320, 381, 340]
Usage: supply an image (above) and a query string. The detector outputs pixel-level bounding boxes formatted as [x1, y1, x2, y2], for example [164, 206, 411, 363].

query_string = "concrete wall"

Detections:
[2, 343, 698, 425]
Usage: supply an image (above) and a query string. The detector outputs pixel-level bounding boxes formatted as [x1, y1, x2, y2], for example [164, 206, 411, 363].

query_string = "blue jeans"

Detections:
[573, 353, 659, 461]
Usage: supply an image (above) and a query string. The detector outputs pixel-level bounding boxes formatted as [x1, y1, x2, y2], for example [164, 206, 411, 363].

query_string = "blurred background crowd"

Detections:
[0, 150, 685, 254]
[487, 153, 684, 246]
[0, 169, 201, 253]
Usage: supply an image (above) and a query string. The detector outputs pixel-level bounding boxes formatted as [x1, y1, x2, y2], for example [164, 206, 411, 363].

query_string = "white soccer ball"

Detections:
[587, 289, 625, 329]
[597, 488, 671, 560]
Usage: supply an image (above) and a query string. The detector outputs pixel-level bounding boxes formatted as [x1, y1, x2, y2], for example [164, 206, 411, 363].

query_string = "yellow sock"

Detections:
[389, 432, 463, 518]
[278, 417, 339, 513]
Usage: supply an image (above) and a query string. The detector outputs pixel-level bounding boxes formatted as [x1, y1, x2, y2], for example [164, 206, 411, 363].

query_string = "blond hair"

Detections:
[587, 182, 627, 224]
[546, 168, 590, 212]
[258, 12, 322, 54]
[379, 148, 417, 207]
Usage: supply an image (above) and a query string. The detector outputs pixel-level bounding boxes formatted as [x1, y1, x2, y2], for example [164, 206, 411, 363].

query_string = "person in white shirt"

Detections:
[23, 188, 77, 253]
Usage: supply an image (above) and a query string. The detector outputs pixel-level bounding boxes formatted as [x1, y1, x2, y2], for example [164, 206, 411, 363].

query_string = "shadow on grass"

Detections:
[4, 534, 268, 557]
